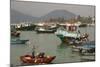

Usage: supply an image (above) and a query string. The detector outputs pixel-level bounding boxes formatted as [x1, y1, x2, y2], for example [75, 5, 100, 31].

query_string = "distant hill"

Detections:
[40, 10, 76, 22]
[10, 9, 38, 24]
[10, 9, 76, 24]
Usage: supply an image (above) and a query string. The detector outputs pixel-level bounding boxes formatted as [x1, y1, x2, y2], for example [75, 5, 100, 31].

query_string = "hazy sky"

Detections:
[11, 1, 95, 17]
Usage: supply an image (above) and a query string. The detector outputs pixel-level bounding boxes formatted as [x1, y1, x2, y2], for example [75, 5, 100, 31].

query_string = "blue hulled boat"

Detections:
[72, 41, 95, 56]
[11, 38, 29, 44]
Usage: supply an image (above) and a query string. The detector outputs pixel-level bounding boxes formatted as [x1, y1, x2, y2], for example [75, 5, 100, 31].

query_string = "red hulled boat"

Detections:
[20, 55, 56, 64]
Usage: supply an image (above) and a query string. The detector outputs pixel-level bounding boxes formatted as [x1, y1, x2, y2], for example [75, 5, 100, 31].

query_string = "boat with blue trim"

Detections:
[72, 41, 95, 56]
[11, 38, 29, 44]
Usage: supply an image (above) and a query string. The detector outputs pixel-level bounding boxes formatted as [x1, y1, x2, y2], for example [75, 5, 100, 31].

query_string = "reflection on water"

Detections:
[10, 27, 95, 66]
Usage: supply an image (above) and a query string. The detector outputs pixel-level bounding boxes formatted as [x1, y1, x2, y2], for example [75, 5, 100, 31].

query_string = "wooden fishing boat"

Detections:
[20, 55, 56, 64]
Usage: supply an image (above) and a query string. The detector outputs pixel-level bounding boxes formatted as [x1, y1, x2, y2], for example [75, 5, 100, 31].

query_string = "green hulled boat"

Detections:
[56, 34, 65, 42]
[55, 25, 82, 44]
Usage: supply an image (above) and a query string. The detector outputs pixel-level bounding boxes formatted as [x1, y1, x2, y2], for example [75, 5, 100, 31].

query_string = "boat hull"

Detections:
[56, 34, 65, 42]
[56, 34, 82, 45]
[20, 55, 56, 64]
[11, 40, 29, 44]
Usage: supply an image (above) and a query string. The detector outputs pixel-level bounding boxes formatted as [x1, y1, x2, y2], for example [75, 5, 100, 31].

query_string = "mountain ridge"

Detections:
[11, 9, 38, 24]
[11, 9, 76, 23]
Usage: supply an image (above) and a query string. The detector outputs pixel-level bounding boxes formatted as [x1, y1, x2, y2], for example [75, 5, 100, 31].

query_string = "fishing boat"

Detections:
[11, 38, 29, 44]
[20, 54, 56, 64]
[35, 27, 56, 33]
[55, 24, 84, 45]
[72, 41, 95, 56]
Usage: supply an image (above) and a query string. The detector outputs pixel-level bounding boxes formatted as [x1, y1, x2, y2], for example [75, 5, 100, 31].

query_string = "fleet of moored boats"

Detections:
[11, 23, 95, 65]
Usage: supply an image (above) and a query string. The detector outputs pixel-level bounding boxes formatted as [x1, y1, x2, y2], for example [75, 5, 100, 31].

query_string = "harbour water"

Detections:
[10, 26, 95, 66]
